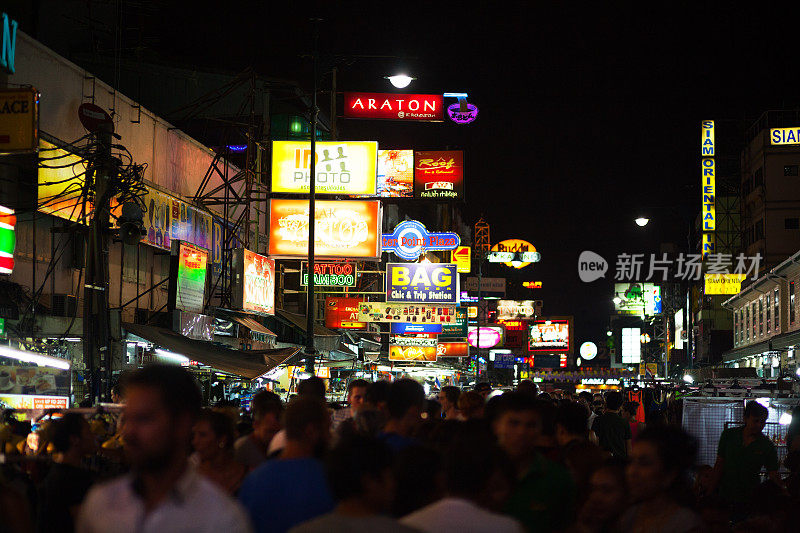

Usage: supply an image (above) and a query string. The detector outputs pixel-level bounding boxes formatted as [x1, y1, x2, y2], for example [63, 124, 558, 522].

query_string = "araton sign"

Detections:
[343, 92, 443, 122]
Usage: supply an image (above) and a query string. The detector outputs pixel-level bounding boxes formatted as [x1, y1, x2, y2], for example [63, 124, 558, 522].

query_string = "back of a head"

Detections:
[283, 397, 329, 441]
[251, 390, 283, 422]
[387, 379, 425, 420]
[297, 376, 326, 401]
[604, 391, 624, 411]
[122, 364, 201, 418]
[636, 425, 697, 477]
[744, 400, 768, 420]
[494, 391, 538, 420]
[197, 409, 237, 450]
[556, 401, 590, 437]
[457, 391, 484, 419]
[516, 379, 538, 396]
[578, 391, 593, 404]
[441, 386, 460, 406]
[51, 413, 87, 453]
[365, 380, 391, 407]
[325, 435, 392, 500]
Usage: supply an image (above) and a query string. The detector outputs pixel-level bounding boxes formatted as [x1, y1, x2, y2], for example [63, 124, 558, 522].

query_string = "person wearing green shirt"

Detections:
[590, 391, 632, 458]
[708, 400, 782, 506]
[493, 392, 576, 533]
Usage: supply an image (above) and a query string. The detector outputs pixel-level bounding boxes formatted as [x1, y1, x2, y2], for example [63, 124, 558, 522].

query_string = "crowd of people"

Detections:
[1, 364, 800, 532]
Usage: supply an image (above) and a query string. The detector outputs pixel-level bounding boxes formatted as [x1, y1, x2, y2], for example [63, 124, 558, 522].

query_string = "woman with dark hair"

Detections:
[620, 426, 702, 532]
[192, 409, 248, 494]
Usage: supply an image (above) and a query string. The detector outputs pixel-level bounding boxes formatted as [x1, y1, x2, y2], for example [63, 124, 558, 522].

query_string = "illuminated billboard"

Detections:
[528, 319, 570, 353]
[325, 297, 366, 329]
[377, 149, 414, 197]
[381, 220, 460, 261]
[468, 326, 504, 349]
[701, 120, 715, 156]
[437, 342, 469, 358]
[0, 206, 15, 274]
[702, 158, 715, 231]
[268, 199, 381, 259]
[271, 141, 378, 195]
[301, 261, 357, 287]
[390, 335, 437, 348]
[704, 273, 746, 295]
[441, 307, 468, 338]
[357, 303, 458, 324]
[621, 327, 641, 364]
[172, 242, 208, 313]
[386, 263, 459, 304]
[614, 283, 662, 316]
[414, 151, 464, 200]
[343, 92, 443, 122]
[232, 248, 275, 315]
[770, 127, 800, 145]
[497, 300, 537, 320]
[488, 239, 540, 269]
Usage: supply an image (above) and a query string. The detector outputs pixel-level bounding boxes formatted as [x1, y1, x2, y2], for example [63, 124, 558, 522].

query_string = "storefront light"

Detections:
[0, 345, 71, 370]
[779, 412, 793, 425]
[155, 348, 190, 364]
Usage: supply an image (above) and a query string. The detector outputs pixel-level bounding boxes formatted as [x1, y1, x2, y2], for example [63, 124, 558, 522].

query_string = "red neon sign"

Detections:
[344, 92, 444, 122]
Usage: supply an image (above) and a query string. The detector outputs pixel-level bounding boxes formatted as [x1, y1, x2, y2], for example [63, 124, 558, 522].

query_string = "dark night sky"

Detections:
[25, 1, 800, 348]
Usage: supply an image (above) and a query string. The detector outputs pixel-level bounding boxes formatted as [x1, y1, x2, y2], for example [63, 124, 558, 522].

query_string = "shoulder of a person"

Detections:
[194, 476, 252, 526]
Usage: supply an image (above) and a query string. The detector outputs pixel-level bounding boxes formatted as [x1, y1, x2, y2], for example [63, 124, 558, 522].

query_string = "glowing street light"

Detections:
[386, 74, 415, 88]
[635, 217, 650, 227]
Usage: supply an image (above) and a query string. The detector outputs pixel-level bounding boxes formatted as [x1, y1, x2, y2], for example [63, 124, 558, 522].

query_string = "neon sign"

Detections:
[468, 326, 504, 349]
[301, 261, 357, 287]
[381, 220, 460, 261]
[447, 102, 478, 124]
[1, 13, 17, 74]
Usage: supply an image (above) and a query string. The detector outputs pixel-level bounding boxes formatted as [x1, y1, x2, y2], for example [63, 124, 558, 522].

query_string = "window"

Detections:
[759, 299, 763, 335]
[785, 165, 799, 176]
[745, 306, 750, 340]
[791, 281, 796, 324]
[766, 294, 771, 333]
[753, 167, 764, 187]
[775, 288, 780, 332]
[786, 218, 800, 230]
[752, 302, 757, 337]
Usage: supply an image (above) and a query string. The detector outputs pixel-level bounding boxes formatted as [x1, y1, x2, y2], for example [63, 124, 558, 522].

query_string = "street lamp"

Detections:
[386, 74, 415, 88]
[635, 217, 650, 227]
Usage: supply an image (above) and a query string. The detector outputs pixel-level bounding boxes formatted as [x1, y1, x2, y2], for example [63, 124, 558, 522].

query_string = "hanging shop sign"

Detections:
[467, 326, 504, 349]
[325, 297, 366, 329]
[343, 92, 444, 122]
[390, 322, 443, 334]
[381, 220, 460, 261]
[613, 283, 662, 316]
[437, 341, 469, 358]
[1, 13, 17, 74]
[463, 277, 506, 298]
[440, 307, 468, 337]
[770, 127, 800, 145]
[231, 248, 275, 315]
[702, 158, 715, 231]
[701, 120, 715, 156]
[0, 88, 38, 153]
[386, 263, 459, 304]
[528, 319, 571, 353]
[271, 140, 378, 195]
[490, 350, 515, 369]
[301, 261, 357, 287]
[378, 149, 414, 197]
[357, 302, 458, 324]
[580, 342, 598, 360]
[497, 300, 538, 320]
[488, 239, 540, 268]
[447, 101, 478, 124]
[268, 199, 381, 259]
[414, 151, 464, 200]
[704, 273, 747, 295]
[389, 345, 437, 362]
[170, 241, 208, 314]
[0, 206, 15, 274]
[451, 246, 471, 273]
[390, 335, 438, 348]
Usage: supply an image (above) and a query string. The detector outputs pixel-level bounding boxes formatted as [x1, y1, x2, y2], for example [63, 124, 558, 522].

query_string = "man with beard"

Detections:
[76, 365, 252, 533]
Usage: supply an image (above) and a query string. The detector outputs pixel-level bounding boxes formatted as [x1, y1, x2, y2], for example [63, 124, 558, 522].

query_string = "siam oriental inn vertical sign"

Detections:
[701, 120, 715, 259]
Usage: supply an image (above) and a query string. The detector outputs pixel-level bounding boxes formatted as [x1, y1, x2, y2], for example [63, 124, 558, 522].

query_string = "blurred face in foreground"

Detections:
[582, 468, 627, 522]
[493, 409, 540, 461]
[626, 440, 673, 502]
[192, 420, 223, 462]
[123, 385, 189, 471]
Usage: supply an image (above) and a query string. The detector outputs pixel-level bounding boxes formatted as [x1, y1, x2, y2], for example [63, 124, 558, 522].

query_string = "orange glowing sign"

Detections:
[389, 345, 437, 362]
[268, 199, 381, 259]
[523, 281, 542, 289]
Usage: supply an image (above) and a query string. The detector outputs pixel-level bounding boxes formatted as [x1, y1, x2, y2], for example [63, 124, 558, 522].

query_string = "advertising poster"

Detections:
[232, 249, 275, 315]
[0, 365, 67, 395]
[389, 336, 438, 348]
[386, 263, 459, 304]
[268, 199, 381, 259]
[343, 92, 444, 122]
[389, 345, 437, 362]
[414, 151, 464, 200]
[0, 394, 69, 410]
[377, 149, 414, 197]
[437, 341, 469, 358]
[358, 302, 458, 324]
[325, 297, 366, 329]
[441, 307, 468, 337]
[301, 261, 357, 287]
[528, 319, 570, 352]
[175, 242, 208, 313]
[271, 141, 378, 195]
[614, 283, 662, 316]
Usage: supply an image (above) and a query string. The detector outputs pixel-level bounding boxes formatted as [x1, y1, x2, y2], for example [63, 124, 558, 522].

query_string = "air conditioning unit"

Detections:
[51, 293, 78, 317]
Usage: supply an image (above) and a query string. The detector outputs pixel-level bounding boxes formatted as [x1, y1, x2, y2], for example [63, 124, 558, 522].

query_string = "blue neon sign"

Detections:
[381, 220, 460, 261]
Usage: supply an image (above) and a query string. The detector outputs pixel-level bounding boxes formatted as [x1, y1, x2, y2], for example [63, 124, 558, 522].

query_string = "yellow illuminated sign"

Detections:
[490, 239, 538, 269]
[702, 158, 715, 231]
[704, 273, 746, 295]
[770, 127, 800, 145]
[271, 141, 378, 195]
[701, 120, 714, 156]
[451, 246, 471, 273]
[0, 88, 37, 153]
[702, 233, 715, 258]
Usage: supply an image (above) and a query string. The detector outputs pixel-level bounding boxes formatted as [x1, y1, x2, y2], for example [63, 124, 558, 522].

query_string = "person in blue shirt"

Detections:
[239, 397, 334, 533]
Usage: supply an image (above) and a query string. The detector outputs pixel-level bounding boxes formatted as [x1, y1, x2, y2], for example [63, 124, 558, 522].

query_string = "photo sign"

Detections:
[381, 220, 460, 261]
[268, 199, 381, 259]
[386, 263, 459, 304]
[358, 303, 458, 324]
[271, 141, 378, 195]
[414, 151, 464, 200]
[232, 248, 275, 315]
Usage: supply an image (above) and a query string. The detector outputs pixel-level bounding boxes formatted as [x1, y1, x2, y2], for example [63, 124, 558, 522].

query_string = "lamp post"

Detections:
[305, 19, 321, 374]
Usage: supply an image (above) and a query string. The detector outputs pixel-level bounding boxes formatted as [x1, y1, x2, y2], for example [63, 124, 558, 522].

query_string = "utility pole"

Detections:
[473, 219, 491, 384]
[83, 123, 114, 404]
[305, 19, 321, 374]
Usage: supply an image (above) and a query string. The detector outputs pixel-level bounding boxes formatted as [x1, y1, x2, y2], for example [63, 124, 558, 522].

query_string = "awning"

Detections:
[228, 315, 277, 337]
[123, 323, 300, 380]
[270, 310, 341, 352]
[275, 310, 339, 337]
[722, 329, 800, 363]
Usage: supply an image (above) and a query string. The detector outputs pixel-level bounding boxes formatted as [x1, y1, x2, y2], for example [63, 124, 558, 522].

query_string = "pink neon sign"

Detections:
[468, 326, 502, 349]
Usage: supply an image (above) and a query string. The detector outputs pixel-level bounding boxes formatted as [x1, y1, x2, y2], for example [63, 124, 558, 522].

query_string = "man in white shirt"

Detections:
[77, 365, 252, 533]
[401, 427, 523, 533]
